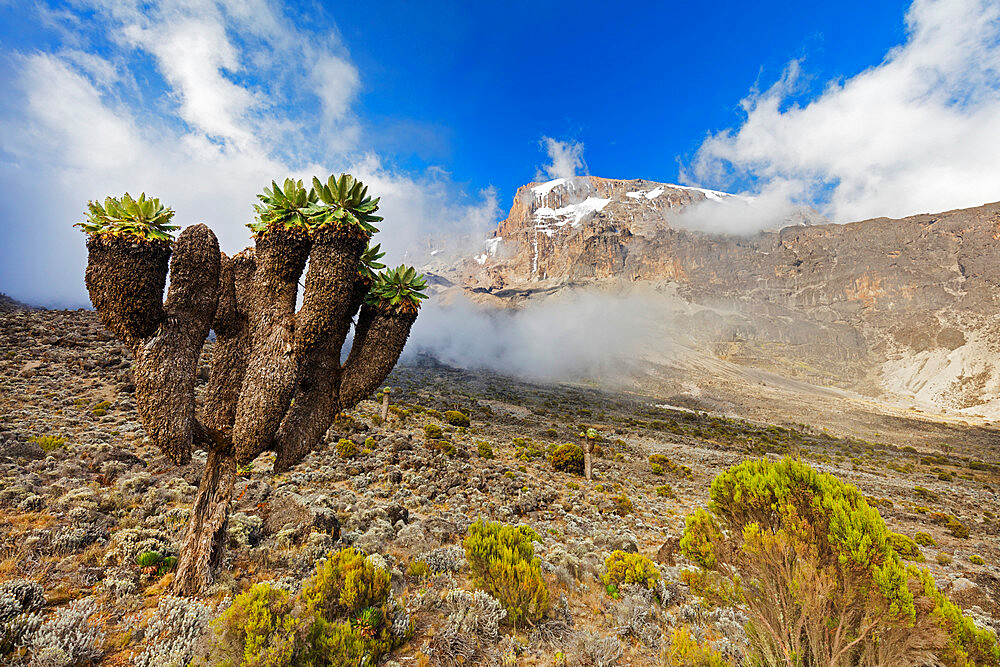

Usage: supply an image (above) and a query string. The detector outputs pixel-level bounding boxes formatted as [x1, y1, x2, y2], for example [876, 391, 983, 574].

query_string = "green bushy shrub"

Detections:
[662, 626, 729, 666]
[336, 439, 359, 459]
[914, 531, 937, 547]
[931, 512, 970, 538]
[443, 410, 470, 427]
[648, 454, 693, 480]
[969, 554, 986, 566]
[602, 550, 660, 593]
[28, 434, 66, 452]
[889, 532, 925, 562]
[198, 548, 408, 666]
[656, 484, 675, 499]
[463, 519, 548, 627]
[423, 423, 443, 439]
[680, 458, 999, 666]
[610, 492, 633, 516]
[550, 443, 584, 475]
[476, 441, 494, 459]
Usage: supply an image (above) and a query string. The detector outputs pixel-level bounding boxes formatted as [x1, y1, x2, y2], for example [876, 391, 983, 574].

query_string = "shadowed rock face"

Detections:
[453, 176, 1000, 417]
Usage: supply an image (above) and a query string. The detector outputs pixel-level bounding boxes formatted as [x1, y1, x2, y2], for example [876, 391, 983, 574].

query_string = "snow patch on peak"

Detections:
[531, 178, 567, 197]
[535, 196, 611, 227]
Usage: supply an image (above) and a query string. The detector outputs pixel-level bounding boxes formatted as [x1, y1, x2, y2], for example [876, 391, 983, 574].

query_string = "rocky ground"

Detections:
[1, 307, 999, 665]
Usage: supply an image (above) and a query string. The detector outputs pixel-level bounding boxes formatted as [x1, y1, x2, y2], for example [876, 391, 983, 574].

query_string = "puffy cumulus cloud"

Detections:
[0, 0, 495, 307]
[689, 0, 1000, 223]
[535, 136, 587, 181]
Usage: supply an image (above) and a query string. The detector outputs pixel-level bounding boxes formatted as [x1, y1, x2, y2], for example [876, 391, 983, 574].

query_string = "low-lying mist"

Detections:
[401, 288, 681, 383]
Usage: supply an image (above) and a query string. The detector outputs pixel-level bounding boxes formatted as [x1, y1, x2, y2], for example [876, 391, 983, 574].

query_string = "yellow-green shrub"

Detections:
[336, 438, 359, 459]
[301, 548, 391, 618]
[662, 626, 729, 666]
[680, 458, 999, 666]
[889, 532, 925, 562]
[423, 423, 443, 439]
[463, 519, 548, 627]
[602, 550, 660, 594]
[443, 410, 470, 427]
[198, 548, 408, 666]
[550, 443, 584, 475]
[201, 583, 301, 666]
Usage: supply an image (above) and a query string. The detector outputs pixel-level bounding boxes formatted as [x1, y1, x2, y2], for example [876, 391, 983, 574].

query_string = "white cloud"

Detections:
[0, 1, 496, 307]
[689, 0, 1000, 223]
[536, 136, 587, 181]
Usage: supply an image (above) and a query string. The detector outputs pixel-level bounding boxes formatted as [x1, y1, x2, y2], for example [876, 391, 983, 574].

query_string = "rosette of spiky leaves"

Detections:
[304, 174, 383, 237]
[359, 243, 386, 284]
[75, 192, 178, 242]
[351, 606, 382, 639]
[248, 178, 317, 236]
[366, 265, 428, 314]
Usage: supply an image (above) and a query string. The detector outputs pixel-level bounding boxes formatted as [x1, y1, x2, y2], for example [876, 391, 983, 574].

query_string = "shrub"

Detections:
[550, 443, 584, 475]
[931, 512, 970, 538]
[28, 434, 66, 452]
[602, 551, 660, 593]
[937, 552, 953, 565]
[650, 462, 664, 475]
[662, 626, 729, 666]
[477, 441, 494, 459]
[648, 454, 693, 480]
[463, 519, 548, 627]
[443, 410, 470, 427]
[406, 560, 430, 578]
[680, 458, 998, 666]
[914, 531, 936, 547]
[969, 554, 986, 566]
[423, 423, 444, 440]
[889, 532, 924, 562]
[199, 548, 408, 666]
[610, 493, 633, 516]
[302, 548, 391, 618]
[336, 439, 359, 459]
[656, 484, 675, 499]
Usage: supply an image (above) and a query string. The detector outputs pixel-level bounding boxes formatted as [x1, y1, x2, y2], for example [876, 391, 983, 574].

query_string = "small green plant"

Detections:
[28, 434, 66, 452]
[406, 560, 430, 578]
[602, 550, 660, 594]
[969, 554, 986, 566]
[656, 484, 675, 499]
[423, 423, 444, 440]
[76, 192, 178, 242]
[889, 532, 925, 562]
[650, 462, 664, 475]
[463, 519, 549, 627]
[336, 438, 359, 459]
[931, 512, 970, 538]
[649, 454, 693, 480]
[662, 626, 729, 666]
[937, 552, 953, 565]
[443, 410, 470, 427]
[610, 492, 633, 516]
[550, 443, 584, 475]
[914, 531, 937, 547]
[477, 441, 494, 459]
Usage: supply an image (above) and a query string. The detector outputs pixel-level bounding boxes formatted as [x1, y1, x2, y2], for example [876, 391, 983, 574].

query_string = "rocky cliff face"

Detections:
[448, 176, 1000, 418]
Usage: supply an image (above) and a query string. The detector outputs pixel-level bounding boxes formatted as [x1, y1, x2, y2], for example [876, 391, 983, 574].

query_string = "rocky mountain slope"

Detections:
[0, 308, 998, 665]
[445, 177, 1000, 419]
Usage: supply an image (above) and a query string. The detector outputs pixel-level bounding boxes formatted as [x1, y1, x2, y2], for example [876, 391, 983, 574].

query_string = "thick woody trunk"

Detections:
[172, 445, 237, 596]
[584, 441, 594, 481]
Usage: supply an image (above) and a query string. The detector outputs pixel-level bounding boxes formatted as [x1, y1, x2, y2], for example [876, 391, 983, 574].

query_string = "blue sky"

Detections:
[1, 0, 999, 306]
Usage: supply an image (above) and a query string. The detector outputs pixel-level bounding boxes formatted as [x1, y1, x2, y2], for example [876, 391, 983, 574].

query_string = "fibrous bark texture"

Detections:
[84, 221, 418, 595]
